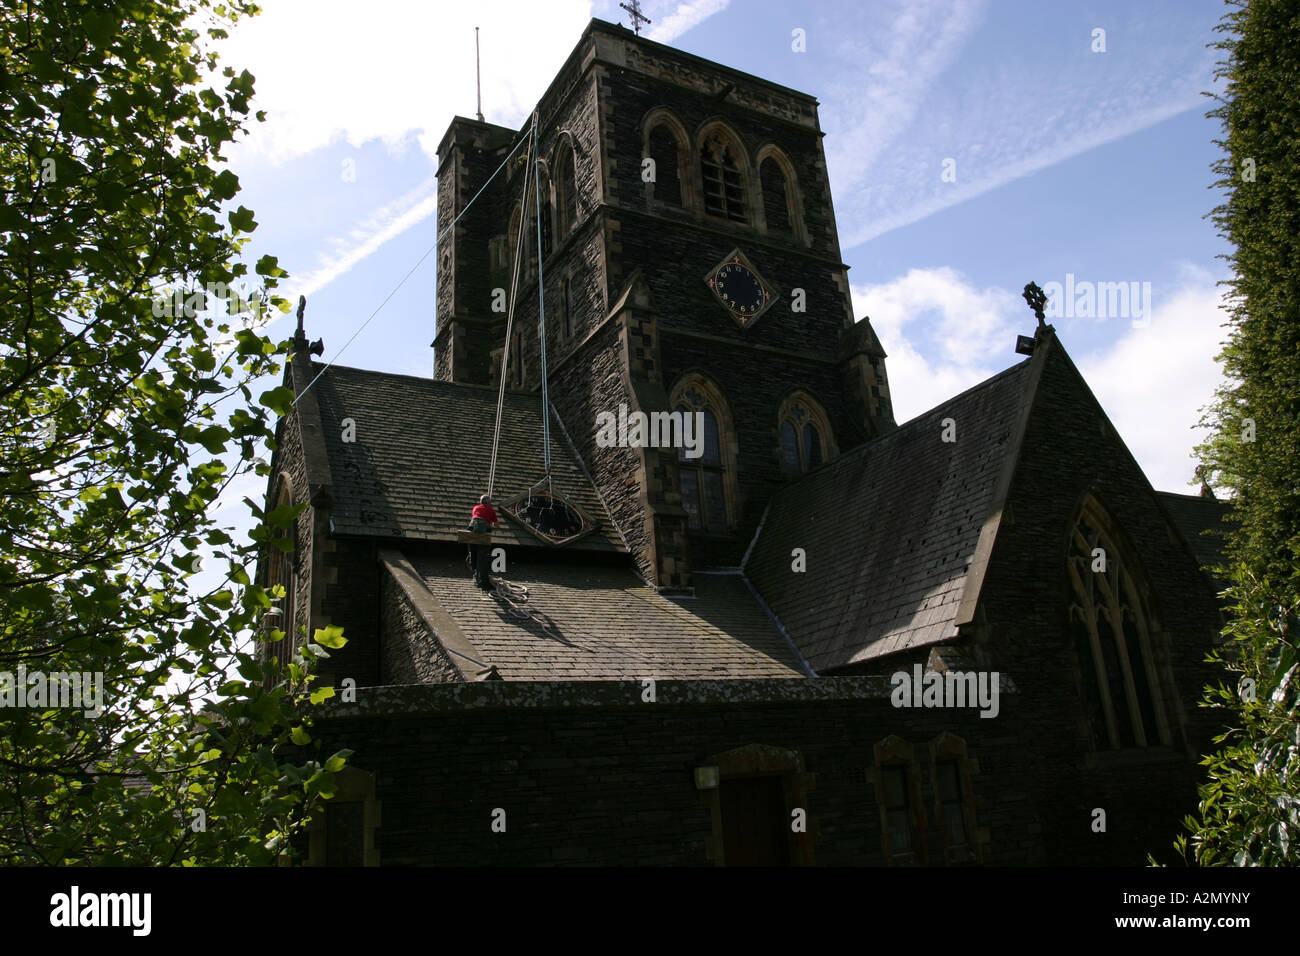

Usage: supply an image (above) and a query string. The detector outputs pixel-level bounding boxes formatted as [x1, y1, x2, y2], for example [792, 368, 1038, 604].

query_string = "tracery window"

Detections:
[1067, 498, 1171, 750]
[777, 392, 835, 477]
[671, 375, 738, 533]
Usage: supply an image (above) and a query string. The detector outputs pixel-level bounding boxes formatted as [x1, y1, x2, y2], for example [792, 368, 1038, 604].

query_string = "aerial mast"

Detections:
[475, 26, 484, 122]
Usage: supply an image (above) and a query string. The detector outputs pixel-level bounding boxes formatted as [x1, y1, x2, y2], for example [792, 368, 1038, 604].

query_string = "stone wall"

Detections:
[380, 566, 465, 686]
[303, 678, 1052, 866]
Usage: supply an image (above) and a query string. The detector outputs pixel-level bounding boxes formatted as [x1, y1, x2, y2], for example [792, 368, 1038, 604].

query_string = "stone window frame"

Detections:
[699, 743, 816, 867]
[509, 324, 525, 389]
[1066, 493, 1176, 753]
[306, 767, 382, 867]
[695, 119, 752, 225]
[264, 472, 299, 664]
[669, 371, 741, 532]
[640, 107, 694, 212]
[927, 732, 988, 864]
[866, 735, 927, 864]
[507, 201, 524, 283]
[775, 389, 838, 477]
[533, 158, 554, 261]
[553, 135, 579, 239]
[559, 272, 572, 341]
[754, 144, 807, 245]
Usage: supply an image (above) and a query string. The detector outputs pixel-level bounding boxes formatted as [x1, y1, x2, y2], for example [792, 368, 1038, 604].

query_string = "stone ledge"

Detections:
[309, 673, 1026, 721]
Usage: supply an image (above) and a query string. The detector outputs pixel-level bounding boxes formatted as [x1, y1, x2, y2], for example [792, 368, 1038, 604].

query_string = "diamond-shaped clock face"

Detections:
[501, 488, 595, 547]
[704, 249, 776, 328]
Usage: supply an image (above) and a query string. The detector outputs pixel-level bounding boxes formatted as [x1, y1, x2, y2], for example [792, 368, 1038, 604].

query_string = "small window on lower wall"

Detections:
[867, 735, 925, 864]
[929, 732, 986, 864]
[881, 766, 915, 855]
[306, 767, 381, 867]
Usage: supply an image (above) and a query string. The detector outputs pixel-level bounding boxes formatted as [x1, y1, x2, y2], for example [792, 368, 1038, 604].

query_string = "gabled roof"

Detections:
[1156, 491, 1233, 582]
[745, 353, 1041, 673]
[388, 553, 807, 681]
[306, 363, 624, 551]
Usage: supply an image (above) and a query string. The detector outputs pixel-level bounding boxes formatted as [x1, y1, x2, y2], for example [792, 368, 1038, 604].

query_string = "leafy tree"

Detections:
[0, 0, 346, 865]
[1179, 0, 1300, 866]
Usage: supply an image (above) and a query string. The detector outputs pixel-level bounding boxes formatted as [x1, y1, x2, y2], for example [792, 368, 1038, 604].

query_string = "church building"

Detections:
[263, 18, 1230, 866]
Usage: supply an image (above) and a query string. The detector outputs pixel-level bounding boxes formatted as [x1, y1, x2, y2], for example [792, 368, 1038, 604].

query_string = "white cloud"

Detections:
[648, 0, 730, 43]
[216, 0, 596, 165]
[851, 266, 1020, 423]
[852, 266, 1228, 493]
[1076, 268, 1228, 493]
[290, 175, 439, 303]
[202, 1, 595, 307]
[817, 1, 1222, 248]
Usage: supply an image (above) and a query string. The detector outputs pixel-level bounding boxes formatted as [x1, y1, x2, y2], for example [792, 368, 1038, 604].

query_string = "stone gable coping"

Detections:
[379, 549, 490, 681]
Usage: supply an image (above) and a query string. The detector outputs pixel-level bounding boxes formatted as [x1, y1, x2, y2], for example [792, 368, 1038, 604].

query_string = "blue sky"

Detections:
[209, 0, 1233, 534]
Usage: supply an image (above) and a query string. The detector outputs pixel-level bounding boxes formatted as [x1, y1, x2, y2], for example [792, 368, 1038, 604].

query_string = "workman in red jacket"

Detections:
[468, 494, 498, 590]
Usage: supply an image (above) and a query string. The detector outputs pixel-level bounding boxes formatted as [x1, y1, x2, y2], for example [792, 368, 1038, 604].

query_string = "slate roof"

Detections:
[307, 363, 624, 552]
[1156, 491, 1233, 582]
[395, 554, 808, 680]
[745, 358, 1037, 674]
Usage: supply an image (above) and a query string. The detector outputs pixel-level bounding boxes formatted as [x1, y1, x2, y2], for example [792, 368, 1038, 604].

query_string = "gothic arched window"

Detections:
[671, 375, 739, 532]
[507, 202, 522, 276]
[777, 391, 836, 477]
[560, 275, 572, 340]
[537, 166, 553, 258]
[648, 124, 682, 207]
[1067, 497, 1172, 751]
[555, 142, 578, 235]
[266, 477, 299, 663]
[760, 156, 791, 233]
[699, 127, 748, 223]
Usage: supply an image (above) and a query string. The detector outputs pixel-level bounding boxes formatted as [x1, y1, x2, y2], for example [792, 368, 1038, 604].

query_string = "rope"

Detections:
[293, 130, 535, 407]
[531, 109, 552, 476]
[486, 124, 537, 497]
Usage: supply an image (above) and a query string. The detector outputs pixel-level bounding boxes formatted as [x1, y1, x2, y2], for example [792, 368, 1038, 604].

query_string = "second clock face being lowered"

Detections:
[704, 249, 775, 328]
[501, 489, 595, 546]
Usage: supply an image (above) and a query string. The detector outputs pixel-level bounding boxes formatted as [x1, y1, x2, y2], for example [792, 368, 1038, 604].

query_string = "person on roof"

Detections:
[467, 494, 499, 591]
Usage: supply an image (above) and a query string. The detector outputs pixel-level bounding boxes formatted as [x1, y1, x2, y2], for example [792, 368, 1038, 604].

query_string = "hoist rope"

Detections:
[293, 130, 534, 407]
[487, 122, 537, 497]
[531, 109, 552, 477]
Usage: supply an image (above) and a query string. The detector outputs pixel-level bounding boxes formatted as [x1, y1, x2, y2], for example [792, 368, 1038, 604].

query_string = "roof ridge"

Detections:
[311, 361, 537, 398]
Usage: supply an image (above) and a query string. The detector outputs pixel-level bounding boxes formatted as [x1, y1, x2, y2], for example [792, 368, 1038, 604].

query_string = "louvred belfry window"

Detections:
[701, 133, 747, 223]
[648, 124, 682, 207]
[760, 156, 791, 233]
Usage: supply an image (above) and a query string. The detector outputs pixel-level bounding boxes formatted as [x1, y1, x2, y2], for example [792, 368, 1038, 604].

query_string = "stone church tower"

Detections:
[432, 19, 893, 587]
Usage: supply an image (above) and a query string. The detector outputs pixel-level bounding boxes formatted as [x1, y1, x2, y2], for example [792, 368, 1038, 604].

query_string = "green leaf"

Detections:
[258, 386, 295, 417]
[255, 254, 285, 278]
[228, 205, 257, 233]
[312, 625, 346, 649]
